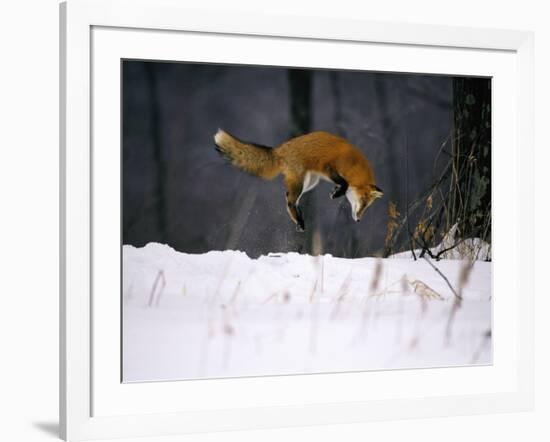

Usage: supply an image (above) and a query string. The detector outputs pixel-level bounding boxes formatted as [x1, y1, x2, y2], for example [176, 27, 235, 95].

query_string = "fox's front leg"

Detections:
[330, 185, 347, 199]
[328, 168, 349, 199]
[285, 179, 305, 232]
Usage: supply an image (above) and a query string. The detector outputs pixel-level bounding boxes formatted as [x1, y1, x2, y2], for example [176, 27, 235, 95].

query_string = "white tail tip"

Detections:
[214, 129, 226, 144]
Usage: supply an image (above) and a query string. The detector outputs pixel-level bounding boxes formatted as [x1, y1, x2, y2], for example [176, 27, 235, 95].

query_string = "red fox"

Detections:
[214, 129, 383, 231]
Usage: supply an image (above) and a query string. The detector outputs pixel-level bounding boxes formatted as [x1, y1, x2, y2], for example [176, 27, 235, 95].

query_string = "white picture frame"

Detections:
[60, 0, 534, 440]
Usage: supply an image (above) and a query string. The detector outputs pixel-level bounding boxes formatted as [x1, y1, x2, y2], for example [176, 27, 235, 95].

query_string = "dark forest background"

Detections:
[122, 60, 491, 259]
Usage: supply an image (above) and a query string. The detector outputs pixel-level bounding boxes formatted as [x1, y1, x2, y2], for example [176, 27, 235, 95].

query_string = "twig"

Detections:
[422, 255, 461, 300]
[229, 280, 242, 305]
[309, 276, 320, 354]
[404, 121, 417, 260]
[148, 270, 166, 307]
[309, 275, 319, 303]
[330, 270, 354, 319]
[434, 232, 477, 260]
[262, 292, 278, 304]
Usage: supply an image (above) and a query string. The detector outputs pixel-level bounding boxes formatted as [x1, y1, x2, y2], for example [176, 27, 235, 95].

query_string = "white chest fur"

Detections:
[346, 188, 361, 221]
[297, 172, 333, 203]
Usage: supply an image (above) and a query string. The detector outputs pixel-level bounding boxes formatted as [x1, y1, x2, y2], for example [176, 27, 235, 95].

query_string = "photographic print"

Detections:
[122, 60, 492, 382]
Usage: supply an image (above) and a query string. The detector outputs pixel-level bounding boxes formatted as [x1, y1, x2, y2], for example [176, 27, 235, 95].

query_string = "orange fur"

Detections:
[214, 130, 383, 229]
[275, 131, 375, 187]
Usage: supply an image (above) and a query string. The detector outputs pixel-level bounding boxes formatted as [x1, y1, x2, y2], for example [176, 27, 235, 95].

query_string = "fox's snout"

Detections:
[347, 185, 383, 223]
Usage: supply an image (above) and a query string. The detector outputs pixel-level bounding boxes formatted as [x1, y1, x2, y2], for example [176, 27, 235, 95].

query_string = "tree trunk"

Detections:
[287, 69, 316, 254]
[144, 63, 168, 244]
[373, 74, 401, 204]
[288, 69, 312, 138]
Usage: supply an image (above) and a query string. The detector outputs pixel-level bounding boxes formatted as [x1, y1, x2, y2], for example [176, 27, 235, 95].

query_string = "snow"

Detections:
[122, 243, 492, 382]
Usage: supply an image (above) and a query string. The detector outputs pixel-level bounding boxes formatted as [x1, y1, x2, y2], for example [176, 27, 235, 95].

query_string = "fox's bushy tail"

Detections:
[214, 129, 280, 180]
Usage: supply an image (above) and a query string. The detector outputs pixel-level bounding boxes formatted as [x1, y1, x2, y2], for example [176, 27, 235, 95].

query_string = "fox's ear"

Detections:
[370, 185, 383, 199]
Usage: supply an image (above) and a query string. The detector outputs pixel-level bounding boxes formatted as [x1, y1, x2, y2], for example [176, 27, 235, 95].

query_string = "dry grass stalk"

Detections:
[123, 283, 134, 305]
[369, 259, 383, 293]
[385, 201, 400, 252]
[410, 279, 444, 301]
[400, 274, 409, 293]
[311, 229, 325, 294]
[262, 292, 279, 304]
[309, 272, 320, 303]
[411, 192, 437, 250]
[312, 228, 323, 256]
[426, 194, 433, 211]
[457, 259, 475, 299]
[219, 304, 236, 369]
[470, 329, 492, 364]
[330, 270, 354, 319]
[446, 259, 475, 343]
[369, 275, 409, 299]
[147, 270, 166, 307]
[229, 280, 242, 305]
[410, 278, 444, 314]
[209, 256, 233, 306]
[309, 279, 321, 354]
[199, 257, 233, 376]
[319, 257, 325, 294]
[445, 298, 461, 345]
[413, 220, 435, 244]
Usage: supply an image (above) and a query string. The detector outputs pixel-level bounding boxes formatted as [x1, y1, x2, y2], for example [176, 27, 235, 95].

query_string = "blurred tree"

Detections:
[144, 62, 167, 244]
[330, 71, 361, 257]
[287, 69, 316, 253]
[373, 74, 401, 204]
[288, 69, 312, 138]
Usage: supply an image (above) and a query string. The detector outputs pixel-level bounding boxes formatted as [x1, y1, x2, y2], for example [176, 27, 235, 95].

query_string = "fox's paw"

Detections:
[296, 223, 305, 232]
[330, 186, 345, 199]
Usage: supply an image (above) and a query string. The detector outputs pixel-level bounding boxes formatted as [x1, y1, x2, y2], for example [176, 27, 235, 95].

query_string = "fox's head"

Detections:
[346, 185, 384, 222]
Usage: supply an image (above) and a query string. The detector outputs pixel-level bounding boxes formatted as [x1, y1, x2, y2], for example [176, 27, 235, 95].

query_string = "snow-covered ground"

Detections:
[122, 243, 492, 382]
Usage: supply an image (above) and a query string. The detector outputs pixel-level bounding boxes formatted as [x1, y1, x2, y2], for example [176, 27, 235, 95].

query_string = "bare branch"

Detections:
[422, 255, 461, 300]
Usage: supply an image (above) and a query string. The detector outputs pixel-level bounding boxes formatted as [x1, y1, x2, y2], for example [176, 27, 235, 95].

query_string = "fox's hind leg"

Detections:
[327, 168, 349, 199]
[285, 177, 305, 232]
